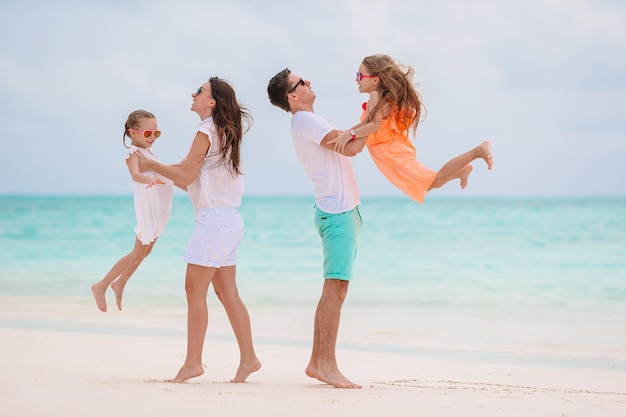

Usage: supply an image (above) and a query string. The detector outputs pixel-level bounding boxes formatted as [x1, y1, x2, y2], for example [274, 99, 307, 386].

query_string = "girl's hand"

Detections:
[329, 131, 352, 153]
[145, 177, 166, 189]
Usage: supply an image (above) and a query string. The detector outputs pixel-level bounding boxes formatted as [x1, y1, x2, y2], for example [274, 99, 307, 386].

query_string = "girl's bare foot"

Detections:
[479, 141, 493, 170]
[459, 164, 473, 189]
[91, 283, 108, 312]
[110, 280, 126, 311]
[231, 359, 262, 383]
[168, 363, 204, 383]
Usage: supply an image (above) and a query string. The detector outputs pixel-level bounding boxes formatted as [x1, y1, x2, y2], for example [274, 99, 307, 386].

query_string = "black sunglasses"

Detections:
[194, 86, 213, 98]
[288, 78, 305, 94]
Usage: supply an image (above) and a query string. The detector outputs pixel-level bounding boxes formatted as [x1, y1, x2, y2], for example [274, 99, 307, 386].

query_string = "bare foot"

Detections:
[478, 141, 493, 170]
[110, 280, 125, 311]
[168, 363, 204, 383]
[91, 283, 108, 312]
[230, 359, 262, 383]
[305, 364, 362, 389]
[459, 164, 473, 189]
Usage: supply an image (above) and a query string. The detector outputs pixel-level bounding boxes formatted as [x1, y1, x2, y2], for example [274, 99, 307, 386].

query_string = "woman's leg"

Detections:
[170, 264, 215, 383]
[212, 265, 261, 382]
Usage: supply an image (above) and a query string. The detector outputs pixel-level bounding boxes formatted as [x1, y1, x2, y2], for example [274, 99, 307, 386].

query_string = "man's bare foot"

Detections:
[91, 283, 107, 312]
[230, 359, 262, 383]
[459, 164, 473, 189]
[478, 141, 493, 170]
[168, 363, 204, 383]
[305, 364, 362, 389]
[110, 280, 125, 311]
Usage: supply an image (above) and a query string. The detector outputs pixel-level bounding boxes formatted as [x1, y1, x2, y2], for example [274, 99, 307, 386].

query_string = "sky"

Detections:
[1, 0, 624, 198]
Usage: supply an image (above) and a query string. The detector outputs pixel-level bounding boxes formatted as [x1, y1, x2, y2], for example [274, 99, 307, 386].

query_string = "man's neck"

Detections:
[290, 101, 314, 114]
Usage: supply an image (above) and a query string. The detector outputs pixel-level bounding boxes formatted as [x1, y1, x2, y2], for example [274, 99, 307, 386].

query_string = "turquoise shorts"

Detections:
[314, 206, 362, 281]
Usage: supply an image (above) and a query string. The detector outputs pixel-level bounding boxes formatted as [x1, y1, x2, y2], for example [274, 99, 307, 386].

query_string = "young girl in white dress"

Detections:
[91, 110, 174, 312]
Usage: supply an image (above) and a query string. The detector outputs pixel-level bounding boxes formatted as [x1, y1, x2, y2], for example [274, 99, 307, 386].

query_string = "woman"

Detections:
[139, 77, 260, 383]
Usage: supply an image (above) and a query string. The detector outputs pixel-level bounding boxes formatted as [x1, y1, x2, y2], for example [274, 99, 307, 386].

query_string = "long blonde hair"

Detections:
[362, 54, 425, 136]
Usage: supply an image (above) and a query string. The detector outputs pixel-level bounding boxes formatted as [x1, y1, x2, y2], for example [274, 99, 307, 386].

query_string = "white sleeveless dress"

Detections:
[126, 146, 174, 244]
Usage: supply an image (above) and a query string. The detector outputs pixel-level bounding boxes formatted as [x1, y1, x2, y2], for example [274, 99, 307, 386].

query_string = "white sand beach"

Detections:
[1, 297, 625, 417]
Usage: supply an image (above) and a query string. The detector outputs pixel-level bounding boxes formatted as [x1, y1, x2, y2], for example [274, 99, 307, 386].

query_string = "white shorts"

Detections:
[184, 207, 244, 268]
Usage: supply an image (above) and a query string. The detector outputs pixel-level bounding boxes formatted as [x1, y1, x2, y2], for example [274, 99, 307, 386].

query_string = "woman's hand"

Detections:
[135, 150, 152, 173]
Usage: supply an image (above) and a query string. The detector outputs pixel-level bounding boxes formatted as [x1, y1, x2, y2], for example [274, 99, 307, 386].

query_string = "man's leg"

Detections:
[305, 279, 361, 389]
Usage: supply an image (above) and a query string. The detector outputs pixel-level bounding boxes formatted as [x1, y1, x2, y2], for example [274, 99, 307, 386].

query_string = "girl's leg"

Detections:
[91, 237, 153, 312]
[170, 264, 215, 383]
[111, 239, 157, 311]
[428, 141, 492, 191]
[212, 265, 261, 382]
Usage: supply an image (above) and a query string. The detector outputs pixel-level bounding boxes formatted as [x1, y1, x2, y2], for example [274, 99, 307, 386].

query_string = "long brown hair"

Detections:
[362, 54, 425, 136]
[208, 77, 253, 175]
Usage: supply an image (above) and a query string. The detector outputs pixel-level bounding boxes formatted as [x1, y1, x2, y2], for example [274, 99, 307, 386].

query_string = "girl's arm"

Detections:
[329, 94, 387, 152]
[320, 129, 366, 157]
[329, 119, 381, 153]
[138, 132, 210, 187]
[126, 153, 167, 188]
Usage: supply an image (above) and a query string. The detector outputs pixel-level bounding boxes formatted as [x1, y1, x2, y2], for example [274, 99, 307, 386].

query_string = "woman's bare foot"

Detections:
[110, 280, 126, 311]
[91, 283, 108, 312]
[230, 359, 262, 383]
[478, 141, 493, 170]
[168, 363, 204, 383]
[459, 164, 473, 189]
[305, 363, 362, 389]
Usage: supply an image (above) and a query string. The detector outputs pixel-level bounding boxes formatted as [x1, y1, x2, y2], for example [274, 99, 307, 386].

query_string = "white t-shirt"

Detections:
[290, 111, 360, 214]
[187, 117, 244, 210]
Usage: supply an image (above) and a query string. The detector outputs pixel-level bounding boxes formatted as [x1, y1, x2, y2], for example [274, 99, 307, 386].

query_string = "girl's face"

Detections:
[129, 118, 159, 149]
[356, 63, 379, 94]
[191, 81, 216, 119]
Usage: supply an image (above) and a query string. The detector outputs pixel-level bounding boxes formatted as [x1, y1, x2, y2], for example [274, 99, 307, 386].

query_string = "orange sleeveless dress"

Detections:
[362, 103, 436, 204]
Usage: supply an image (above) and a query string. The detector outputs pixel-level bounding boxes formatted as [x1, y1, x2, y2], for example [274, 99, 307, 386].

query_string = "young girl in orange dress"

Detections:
[331, 54, 493, 204]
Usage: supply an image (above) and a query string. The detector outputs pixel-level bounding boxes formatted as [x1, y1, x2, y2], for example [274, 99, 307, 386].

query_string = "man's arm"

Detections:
[320, 129, 366, 157]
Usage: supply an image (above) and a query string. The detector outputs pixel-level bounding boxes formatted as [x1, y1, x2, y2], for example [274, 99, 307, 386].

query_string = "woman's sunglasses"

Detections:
[194, 86, 213, 98]
[129, 128, 161, 138]
[356, 72, 376, 81]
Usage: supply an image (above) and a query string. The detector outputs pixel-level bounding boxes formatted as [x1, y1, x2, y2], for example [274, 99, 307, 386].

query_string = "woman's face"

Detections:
[191, 81, 215, 118]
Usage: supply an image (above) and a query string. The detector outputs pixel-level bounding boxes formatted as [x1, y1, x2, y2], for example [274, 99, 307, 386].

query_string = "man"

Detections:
[267, 69, 366, 389]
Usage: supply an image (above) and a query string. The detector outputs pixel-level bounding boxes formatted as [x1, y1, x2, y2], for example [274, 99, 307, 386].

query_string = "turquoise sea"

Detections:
[1, 195, 625, 369]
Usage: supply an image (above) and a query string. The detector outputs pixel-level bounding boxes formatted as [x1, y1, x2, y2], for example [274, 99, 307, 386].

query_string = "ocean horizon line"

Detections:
[1, 193, 625, 201]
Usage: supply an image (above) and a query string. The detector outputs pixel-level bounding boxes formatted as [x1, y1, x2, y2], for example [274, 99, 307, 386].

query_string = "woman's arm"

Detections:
[138, 131, 210, 187]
